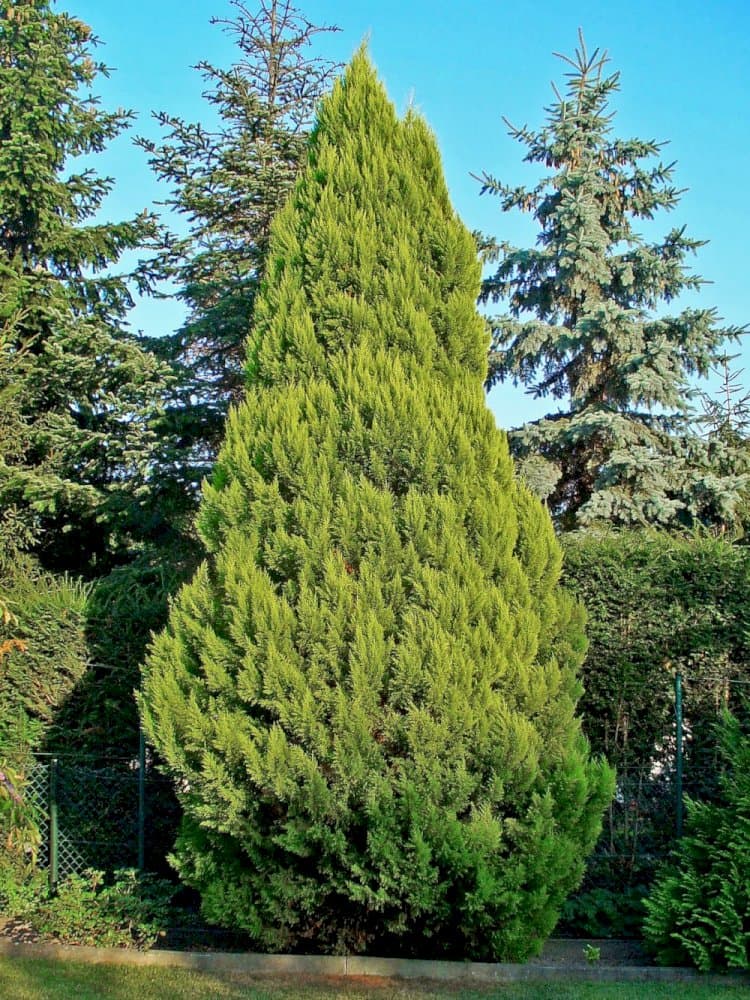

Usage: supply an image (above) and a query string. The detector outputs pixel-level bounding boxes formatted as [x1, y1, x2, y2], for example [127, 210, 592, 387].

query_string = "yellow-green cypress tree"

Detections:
[141, 50, 613, 961]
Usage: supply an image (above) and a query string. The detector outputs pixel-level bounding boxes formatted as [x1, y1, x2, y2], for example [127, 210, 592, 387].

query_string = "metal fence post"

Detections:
[49, 757, 59, 892]
[675, 671, 684, 837]
[137, 727, 146, 871]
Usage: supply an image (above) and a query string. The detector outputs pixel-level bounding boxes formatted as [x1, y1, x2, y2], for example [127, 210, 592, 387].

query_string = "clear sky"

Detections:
[71, 0, 749, 430]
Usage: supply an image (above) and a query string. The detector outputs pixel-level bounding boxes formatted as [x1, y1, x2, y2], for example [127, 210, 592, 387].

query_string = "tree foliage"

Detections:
[55, 0, 341, 759]
[53, 541, 200, 757]
[139, 0, 340, 494]
[0, 553, 89, 755]
[141, 50, 612, 961]
[0, 0, 169, 572]
[560, 531, 750, 938]
[563, 531, 750, 771]
[478, 32, 747, 531]
[644, 706, 750, 971]
[698, 356, 750, 447]
[695, 357, 750, 533]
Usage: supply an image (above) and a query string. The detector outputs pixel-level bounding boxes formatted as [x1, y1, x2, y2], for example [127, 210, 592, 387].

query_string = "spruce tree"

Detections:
[695, 357, 750, 535]
[141, 51, 612, 961]
[698, 356, 750, 447]
[139, 0, 339, 493]
[477, 32, 747, 531]
[0, 0, 168, 571]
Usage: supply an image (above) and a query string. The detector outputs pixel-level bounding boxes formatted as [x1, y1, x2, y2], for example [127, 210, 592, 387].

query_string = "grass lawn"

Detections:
[1, 959, 750, 1000]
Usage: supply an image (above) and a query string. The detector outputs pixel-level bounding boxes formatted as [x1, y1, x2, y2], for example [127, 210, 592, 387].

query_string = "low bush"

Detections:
[643, 707, 750, 970]
[2, 868, 174, 950]
[0, 760, 42, 916]
[33, 869, 174, 949]
[558, 885, 647, 939]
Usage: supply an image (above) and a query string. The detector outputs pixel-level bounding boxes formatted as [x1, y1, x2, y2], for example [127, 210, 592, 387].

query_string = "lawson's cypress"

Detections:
[141, 50, 613, 961]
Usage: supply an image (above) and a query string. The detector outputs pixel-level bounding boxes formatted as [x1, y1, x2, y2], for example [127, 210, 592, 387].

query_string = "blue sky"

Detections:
[71, 0, 749, 429]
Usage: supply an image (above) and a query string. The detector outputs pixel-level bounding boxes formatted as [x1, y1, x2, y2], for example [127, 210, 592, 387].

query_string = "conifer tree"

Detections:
[0, 552, 89, 755]
[139, 0, 339, 494]
[142, 51, 612, 960]
[696, 357, 750, 534]
[698, 356, 750, 450]
[477, 32, 747, 530]
[0, 0, 168, 571]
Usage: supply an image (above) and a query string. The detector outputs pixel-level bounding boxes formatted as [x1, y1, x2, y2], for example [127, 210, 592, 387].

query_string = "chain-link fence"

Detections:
[14, 672, 739, 937]
[26, 749, 178, 887]
[558, 672, 745, 935]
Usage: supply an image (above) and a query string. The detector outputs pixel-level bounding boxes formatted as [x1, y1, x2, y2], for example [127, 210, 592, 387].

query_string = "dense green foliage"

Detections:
[644, 708, 750, 971]
[142, 50, 612, 961]
[52, 1, 341, 761]
[559, 531, 750, 938]
[0, 867, 174, 949]
[563, 531, 750, 770]
[478, 33, 746, 531]
[559, 885, 647, 940]
[0, 555, 89, 754]
[52, 542, 199, 757]
[0, 760, 41, 906]
[0, 0, 169, 572]
[1, 0, 746, 957]
[49, 0, 344, 759]
[139, 0, 339, 493]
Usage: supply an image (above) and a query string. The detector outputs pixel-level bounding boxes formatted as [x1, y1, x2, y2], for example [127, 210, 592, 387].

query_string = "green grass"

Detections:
[1, 959, 749, 1000]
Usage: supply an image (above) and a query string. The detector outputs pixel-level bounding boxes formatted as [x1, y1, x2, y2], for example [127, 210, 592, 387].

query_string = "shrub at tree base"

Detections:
[644, 708, 750, 971]
[0, 763, 41, 914]
[141, 50, 613, 961]
[1, 868, 174, 950]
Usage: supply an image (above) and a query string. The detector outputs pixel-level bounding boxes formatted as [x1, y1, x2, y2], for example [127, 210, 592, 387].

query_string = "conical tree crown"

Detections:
[478, 34, 745, 530]
[142, 50, 612, 961]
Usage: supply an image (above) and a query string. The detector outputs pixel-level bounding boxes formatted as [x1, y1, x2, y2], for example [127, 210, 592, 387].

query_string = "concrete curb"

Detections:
[1, 939, 749, 987]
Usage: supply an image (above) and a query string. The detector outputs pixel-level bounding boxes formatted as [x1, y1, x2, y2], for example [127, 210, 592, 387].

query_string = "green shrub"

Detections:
[0, 763, 42, 915]
[0, 555, 90, 755]
[141, 51, 613, 961]
[562, 532, 750, 938]
[558, 885, 647, 939]
[53, 542, 198, 757]
[643, 708, 750, 970]
[0, 866, 47, 920]
[564, 531, 750, 771]
[31, 869, 174, 949]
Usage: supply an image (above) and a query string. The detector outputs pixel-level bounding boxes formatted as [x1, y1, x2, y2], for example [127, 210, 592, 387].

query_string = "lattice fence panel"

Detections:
[28, 757, 141, 877]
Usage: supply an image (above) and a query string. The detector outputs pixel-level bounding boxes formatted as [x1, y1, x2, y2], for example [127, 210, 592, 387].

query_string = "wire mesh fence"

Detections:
[10, 671, 737, 938]
[22, 755, 701, 882]
[555, 667, 742, 935]
[25, 751, 179, 886]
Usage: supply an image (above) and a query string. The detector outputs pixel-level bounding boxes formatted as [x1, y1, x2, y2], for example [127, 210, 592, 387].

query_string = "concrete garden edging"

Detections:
[1, 939, 750, 987]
